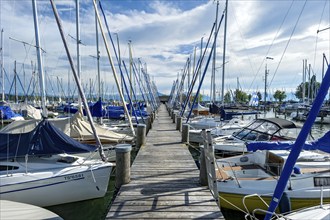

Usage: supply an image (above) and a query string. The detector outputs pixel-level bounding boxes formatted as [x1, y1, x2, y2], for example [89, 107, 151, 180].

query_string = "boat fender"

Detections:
[278, 192, 291, 213]
[240, 156, 249, 163]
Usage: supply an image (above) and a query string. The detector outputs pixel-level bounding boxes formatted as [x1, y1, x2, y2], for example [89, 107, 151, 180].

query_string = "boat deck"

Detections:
[106, 104, 223, 219]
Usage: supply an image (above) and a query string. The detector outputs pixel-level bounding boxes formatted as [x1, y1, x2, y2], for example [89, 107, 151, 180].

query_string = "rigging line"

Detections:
[312, 0, 328, 71]
[269, 0, 308, 88]
[249, 0, 295, 91]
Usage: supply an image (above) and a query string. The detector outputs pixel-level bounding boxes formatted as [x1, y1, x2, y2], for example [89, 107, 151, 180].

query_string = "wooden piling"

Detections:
[136, 124, 146, 148]
[176, 116, 182, 131]
[181, 123, 189, 143]
[115, 144, 132, 188]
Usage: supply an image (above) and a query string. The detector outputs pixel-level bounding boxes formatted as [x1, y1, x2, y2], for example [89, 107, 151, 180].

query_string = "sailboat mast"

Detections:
[221, 0, 228, 105]
[114, 33, 122, 92]
[95, 0, 101, 99]
[14, 61, 17, 103]
[129, 41, 133, 115]
[76, 0, 82, 110]
[211, 0, 219, 103]
[50, 0, 107, 161]
[92, 0, 135, 136]
[1, 28, 4, 101]
[32, 0, 47, 118]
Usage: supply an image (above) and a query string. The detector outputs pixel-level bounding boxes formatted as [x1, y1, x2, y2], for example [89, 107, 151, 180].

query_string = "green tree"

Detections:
[224, 91, 231, 103]
[190, 93, 203, 103]
[295, 75, 321, 101]
[273, 90, 287, 102]
[234, 89, 248, 103]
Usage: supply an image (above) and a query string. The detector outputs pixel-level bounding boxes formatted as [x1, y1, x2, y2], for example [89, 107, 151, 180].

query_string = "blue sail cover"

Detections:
[83, 99, 103, 117]
[0, 120, 96, 159]
[247, 130, 330, 153]
[103, 106, 125, 119]
[0, 105, 22, 120]
[63, 104, 78, 114]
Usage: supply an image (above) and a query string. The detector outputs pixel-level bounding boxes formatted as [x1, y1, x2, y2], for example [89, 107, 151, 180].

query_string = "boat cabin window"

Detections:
[234, 130, 258, 141]
[0, 165, 19, 171]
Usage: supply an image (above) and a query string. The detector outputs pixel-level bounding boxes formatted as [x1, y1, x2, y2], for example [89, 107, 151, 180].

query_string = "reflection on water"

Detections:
[46, 174, 116, 220]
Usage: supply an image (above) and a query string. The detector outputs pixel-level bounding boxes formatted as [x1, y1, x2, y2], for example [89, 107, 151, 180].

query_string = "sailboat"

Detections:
[0, 120, 113, 207]
[0, 0, 113, 207]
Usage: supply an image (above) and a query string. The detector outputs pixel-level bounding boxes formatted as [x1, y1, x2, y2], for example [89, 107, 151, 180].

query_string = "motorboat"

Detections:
[212, 118, 302, 156]
[189, 118, 250, 144]
[215, 150, 330, 214]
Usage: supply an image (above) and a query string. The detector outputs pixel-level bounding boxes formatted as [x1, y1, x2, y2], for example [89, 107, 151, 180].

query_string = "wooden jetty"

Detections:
[106, 104, 223, 219]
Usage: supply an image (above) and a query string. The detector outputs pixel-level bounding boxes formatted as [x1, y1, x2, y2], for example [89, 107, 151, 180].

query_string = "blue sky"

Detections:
[0, 0, 329, 101]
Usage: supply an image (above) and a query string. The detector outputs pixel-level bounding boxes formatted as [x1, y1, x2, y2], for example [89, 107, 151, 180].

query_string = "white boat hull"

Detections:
[0, 156, 112, 207]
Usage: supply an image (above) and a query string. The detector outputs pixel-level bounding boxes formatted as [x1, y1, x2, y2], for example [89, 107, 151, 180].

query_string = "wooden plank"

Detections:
[109, 205, 222, 212]
[106, 211, 223, 219]
[112, 197, 217, 204]
[106, 104, 223, 219]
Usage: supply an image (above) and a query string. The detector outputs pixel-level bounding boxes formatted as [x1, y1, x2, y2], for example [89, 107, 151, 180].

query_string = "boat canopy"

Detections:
[247, 130, 330, 153]
[259, 118, 297, 129]
[0, 119, 96, 159]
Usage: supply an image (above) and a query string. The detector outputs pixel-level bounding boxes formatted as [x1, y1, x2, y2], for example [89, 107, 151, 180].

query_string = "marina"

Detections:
[0, 1, 330, 220]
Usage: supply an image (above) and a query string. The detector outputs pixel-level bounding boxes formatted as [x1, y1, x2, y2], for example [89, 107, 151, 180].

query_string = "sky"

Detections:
[0, 0, 329, 101]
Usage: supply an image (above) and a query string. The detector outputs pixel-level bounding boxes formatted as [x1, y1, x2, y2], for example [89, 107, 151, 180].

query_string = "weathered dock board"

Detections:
[106, 104, 223, 219]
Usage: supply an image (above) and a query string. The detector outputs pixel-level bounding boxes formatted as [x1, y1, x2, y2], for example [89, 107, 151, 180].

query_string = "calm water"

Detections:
[46, 175, 116, 220]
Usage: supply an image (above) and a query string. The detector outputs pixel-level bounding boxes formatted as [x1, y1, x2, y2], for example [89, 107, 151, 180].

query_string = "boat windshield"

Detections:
[233, 120, 281, 141]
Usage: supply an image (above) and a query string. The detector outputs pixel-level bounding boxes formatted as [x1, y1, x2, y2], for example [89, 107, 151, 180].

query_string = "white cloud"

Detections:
[1, 0, 329, 98]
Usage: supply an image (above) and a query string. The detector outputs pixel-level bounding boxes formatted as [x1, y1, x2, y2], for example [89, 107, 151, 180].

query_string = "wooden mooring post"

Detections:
[181, 123, 189, 143]
[115, 144, 132, 188]
[136, 124, 146, 148]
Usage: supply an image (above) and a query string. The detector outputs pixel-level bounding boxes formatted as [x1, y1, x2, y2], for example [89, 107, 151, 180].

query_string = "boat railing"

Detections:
[246, 184, 327, 219]
[248, 208, 281, 220]
[242, 194, 275, 219]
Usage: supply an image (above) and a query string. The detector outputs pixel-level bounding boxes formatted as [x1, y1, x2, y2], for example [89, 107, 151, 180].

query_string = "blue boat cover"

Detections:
[0, 120, 96, 159]
[246, 130, 330, 153]
[83, 98, 103, 117]
[0, 106, 22, 120]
